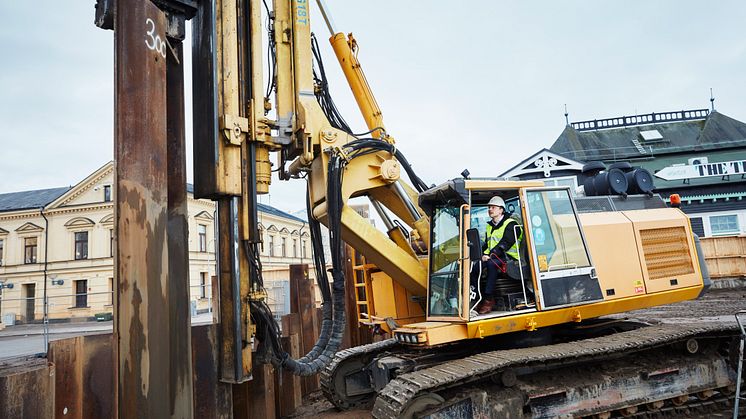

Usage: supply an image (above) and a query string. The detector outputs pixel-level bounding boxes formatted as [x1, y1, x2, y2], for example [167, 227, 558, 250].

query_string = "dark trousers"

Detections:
[470, 259, 503, 299]
[483, 259, 502, 298]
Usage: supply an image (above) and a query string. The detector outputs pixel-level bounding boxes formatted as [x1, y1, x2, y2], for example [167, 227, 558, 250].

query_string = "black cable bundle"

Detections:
[334, 138, 429, 193]
[261, 0, 277, 100]
[311, 34, 353, 134]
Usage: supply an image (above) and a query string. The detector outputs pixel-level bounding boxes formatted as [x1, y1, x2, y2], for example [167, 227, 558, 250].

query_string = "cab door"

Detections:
[521, 187, 603, 309]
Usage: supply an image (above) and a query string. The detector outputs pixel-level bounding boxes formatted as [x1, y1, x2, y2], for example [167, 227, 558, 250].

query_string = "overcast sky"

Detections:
[1, 1, 745, 213]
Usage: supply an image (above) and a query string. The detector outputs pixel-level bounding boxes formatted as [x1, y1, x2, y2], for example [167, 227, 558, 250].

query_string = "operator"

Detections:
[476, 195, 521, 315]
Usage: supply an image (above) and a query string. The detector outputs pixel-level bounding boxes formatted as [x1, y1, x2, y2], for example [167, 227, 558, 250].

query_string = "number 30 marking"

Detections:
[145, 18, 167, 58]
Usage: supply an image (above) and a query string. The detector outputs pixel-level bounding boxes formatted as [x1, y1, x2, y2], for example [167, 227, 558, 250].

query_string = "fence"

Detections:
[1, 261, 374, 418]
[699, 235, 746, 279]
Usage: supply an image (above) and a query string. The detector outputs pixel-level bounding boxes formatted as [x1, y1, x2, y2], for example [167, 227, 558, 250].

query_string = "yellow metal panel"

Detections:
[622, 209, 702, 293]
[398, 322, 469, 346]
[370, 271, 396, 319]
[579, 212, 646, 300]
[463, 285, 702, 342]
[369, 271, 425, 328]
[394, 286, 702, 347]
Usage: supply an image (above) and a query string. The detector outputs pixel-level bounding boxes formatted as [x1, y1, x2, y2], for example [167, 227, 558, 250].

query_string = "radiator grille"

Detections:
[639, 227, 694, 280]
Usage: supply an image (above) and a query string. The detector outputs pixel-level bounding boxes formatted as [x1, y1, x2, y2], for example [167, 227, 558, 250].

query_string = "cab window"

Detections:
[428, 205, 461, 316]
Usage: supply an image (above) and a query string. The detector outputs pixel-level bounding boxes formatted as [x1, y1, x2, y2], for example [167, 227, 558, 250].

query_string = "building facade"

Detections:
[0, 162, 310, 325]
[502, 108, 746, 238]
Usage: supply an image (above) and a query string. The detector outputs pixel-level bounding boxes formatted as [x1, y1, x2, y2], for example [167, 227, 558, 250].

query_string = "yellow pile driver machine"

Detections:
[183, 0, 742, 417]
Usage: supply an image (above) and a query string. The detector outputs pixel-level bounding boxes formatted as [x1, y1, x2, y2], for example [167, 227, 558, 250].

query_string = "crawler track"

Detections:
[321, 338, 399, 410]
[371, 323, 740, 418]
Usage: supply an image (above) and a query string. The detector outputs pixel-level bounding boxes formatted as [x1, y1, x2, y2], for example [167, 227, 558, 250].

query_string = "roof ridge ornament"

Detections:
[710, 88, 716, 111]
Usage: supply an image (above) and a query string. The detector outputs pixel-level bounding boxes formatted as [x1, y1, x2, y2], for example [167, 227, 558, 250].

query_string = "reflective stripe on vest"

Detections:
[483, 219, 521, 260]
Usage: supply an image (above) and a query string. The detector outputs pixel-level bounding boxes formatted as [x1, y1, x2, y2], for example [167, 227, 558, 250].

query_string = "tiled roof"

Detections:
[551, 111, 746, 161]
[0, 187, 71, 212]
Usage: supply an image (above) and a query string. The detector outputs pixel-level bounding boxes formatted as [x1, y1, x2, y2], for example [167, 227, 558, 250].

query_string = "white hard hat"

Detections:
[488, 196, 505, 208]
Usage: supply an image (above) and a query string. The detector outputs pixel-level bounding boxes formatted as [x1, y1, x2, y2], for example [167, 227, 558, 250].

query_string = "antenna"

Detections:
[564, 104, 569, 126]
[710, 87, 715, 111]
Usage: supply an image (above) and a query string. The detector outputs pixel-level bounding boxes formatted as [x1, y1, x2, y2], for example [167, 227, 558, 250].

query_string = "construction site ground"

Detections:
[290, 286, 746, 418]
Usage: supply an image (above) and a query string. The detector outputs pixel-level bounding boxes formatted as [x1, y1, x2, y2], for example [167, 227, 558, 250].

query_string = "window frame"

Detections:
[74, 231, 89, 260]
[24, 236, 38, 264]
[709, 214, 740, 236]
[103, 184, 112, 202]
[542, 176, 579, 196]
[0, 238, 4, 266]
[198, 224, 208, 252]
[74, 279, 88, 308]
[200, 272, 208, 299]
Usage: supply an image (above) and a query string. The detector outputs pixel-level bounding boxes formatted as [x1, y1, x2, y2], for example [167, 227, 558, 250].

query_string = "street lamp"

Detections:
[0, 282, 13, 289]
[49, 275, 65, 286]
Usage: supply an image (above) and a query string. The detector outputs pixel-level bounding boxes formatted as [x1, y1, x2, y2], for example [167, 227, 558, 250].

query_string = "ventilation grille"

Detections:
[639, 227, 694, 280]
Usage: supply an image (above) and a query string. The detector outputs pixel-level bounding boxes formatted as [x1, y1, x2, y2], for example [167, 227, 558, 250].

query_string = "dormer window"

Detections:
[104, 185, 112, 202]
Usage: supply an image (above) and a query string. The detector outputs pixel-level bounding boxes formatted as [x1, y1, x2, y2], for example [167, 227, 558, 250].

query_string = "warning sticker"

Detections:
[634, 280, 644, 294]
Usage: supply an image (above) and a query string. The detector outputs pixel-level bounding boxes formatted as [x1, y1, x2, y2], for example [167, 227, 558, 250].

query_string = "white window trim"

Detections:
[692, 209, 746, 237]
[708, 213, 741, 236]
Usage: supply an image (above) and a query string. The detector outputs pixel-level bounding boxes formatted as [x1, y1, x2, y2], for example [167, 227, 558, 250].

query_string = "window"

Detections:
[293, 239, 298, 258]
[104, 185, 112, 202]
[110, 229, 114, 257]
[269, 235, 275, 257]
[24, 237, 37, 264]
[281, 237, 287, 257]
[109, 278, 114, 304]
[542, 176, 578, 196]
[198, 224, 207, 252]
[302, 240, 307, 258]
[428, 205, 462, 317]
[200, 272, 208, 299]
[0, 239, 3, 266]
[74, 231, 89, 260]
[710, 214, 739, 235]
[75, 280, 88, 308]
[526, 189, 591, 272]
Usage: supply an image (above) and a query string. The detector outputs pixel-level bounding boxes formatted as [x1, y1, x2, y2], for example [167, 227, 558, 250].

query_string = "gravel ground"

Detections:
[293, 286, 746, 418]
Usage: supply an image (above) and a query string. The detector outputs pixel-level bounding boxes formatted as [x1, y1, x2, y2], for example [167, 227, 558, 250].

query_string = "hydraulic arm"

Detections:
[191, 0, 431, 380]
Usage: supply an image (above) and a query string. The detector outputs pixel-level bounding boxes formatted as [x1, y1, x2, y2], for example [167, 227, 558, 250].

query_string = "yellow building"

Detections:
[0, 162, 310, 325]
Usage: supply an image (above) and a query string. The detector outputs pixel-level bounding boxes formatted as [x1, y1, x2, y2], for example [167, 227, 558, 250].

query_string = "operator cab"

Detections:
[419, 178, 604, 322]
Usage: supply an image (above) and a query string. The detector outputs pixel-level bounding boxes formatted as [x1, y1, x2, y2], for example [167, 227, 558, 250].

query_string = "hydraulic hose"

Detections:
[253, 139, 428, 377]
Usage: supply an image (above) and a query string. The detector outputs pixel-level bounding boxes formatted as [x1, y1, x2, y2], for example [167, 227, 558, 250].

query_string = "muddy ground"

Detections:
[291, 287, 746, 418]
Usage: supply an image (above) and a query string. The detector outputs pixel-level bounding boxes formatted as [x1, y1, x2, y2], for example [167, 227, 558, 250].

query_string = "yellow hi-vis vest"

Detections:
[483, 218, 521, 261]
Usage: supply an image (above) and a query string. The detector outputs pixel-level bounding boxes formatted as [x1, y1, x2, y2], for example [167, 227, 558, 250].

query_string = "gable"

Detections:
[16, 222, 44, 233]
[195, 210, 214, 221]
[100, 214, 114, 226]
[0, 227, 8, 237]
[501, 148, 585, 178]
[48, 161, 114, 209]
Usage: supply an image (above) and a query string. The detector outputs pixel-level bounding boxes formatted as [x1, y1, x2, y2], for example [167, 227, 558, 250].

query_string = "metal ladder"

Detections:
[351, 249, 376, 326]
[734, 310, 746, 419]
